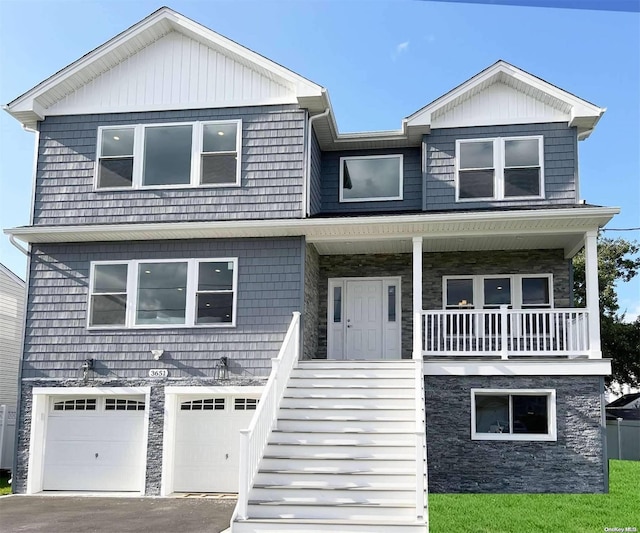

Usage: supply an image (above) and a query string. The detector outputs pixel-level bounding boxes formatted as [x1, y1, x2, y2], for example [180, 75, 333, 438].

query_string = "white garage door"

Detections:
[43, 396, 146, 491]
[173, 395, 258, 493]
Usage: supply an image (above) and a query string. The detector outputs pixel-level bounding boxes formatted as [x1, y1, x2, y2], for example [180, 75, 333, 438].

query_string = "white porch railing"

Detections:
[413, 355, 428, 521]
[236, 311, 301, 521]
[422, 307, 590, 358]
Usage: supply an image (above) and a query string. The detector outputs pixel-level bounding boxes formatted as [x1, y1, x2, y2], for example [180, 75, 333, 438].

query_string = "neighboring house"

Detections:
[3, 7, 618, 532]
[0, 264, 25, 471]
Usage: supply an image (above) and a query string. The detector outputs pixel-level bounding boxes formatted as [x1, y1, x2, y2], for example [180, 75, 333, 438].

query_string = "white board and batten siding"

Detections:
[0, 265, 25, 408]
[47, 31, 296, 116]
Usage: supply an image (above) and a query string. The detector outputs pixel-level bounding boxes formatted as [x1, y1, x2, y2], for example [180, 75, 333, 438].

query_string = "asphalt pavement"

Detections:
[0, 495, 236, 533]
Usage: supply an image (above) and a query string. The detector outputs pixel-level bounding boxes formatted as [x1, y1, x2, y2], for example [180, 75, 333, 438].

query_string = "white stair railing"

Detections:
[413, 349, 428, 521]
[236, 311, 301, 521]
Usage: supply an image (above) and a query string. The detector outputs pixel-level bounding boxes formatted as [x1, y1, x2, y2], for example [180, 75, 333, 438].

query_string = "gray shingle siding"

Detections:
[319, 148, 422, 214]
[23, 238, 303, 379]
[34, 105, 305, 225]
[309, 129, 322, 216]
[425, 123, 578, 210]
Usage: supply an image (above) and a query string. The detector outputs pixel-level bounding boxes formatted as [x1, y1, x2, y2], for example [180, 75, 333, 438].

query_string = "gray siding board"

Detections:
[33, 106, 306, 225]
[309, 130, 322, 216]
[23, 238, 304, 379]
[425, 123, 578, 211]
[319, 148, 422, 214]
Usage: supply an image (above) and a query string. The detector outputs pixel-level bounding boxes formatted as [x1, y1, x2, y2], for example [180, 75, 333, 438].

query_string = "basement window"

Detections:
[471, 389, 556, 441]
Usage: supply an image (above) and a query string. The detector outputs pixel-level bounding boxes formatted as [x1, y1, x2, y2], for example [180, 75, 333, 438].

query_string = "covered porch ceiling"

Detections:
[5, 207, 618, 260]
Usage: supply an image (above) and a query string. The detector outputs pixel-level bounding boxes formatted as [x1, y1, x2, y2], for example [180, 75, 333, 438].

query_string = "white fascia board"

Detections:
[4, 207, 620, 244]
[406, 60, 604, 129]
[425, 359, 612, 376]
[165, 385, 264, 395]
[32, 386, 150, 396]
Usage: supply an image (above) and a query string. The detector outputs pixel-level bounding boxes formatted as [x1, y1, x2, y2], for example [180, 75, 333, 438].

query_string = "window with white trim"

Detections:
[339, 155, 403, 202]
[53, 398, 97, 411]
[456, 136, 543, 201]
[105, 398, 145, 411]
[443, 274, 553, 309]
[180, 398, 225, 411]
[88, 259, 237, 328]
[96, 120, 242, 190]
[471, 389, 557, 441]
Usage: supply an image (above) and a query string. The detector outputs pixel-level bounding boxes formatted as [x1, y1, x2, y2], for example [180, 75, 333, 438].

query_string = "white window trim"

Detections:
[87, 258, 238, 330]
[95, 120, 242, 191]
[442, 274, 554, 309]
[455, 135, 544, 202]
[470, 388, 557, 441]
[339, 154, 404, 203]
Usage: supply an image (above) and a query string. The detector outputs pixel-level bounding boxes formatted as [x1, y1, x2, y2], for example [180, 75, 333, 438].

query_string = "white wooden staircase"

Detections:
[231, 357, 428, 533]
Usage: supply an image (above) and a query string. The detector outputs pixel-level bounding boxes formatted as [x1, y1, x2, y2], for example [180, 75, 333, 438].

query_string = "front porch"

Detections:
[304, 224, 603, 362]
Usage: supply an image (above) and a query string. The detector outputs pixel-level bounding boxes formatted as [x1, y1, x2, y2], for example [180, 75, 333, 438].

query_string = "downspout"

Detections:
[304, 109, 330, 217]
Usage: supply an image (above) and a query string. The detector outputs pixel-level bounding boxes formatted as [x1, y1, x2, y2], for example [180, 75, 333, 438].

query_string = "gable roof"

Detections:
[4, 7, 327, 130]
[607, 393, 640, 408]
[405, 60, 605, 140]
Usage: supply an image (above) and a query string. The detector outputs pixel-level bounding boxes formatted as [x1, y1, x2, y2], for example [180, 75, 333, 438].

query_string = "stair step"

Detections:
[250, 488, 414, 503]
[268, 430, 416, 446]
[264, 444, 414, 458]
[280, 397, 414, 409]
[298, 360, 415, 368]
[258, 458, 416, 473]
[246, 501, 417, 520]
[254, 471, 417, 487]
[277, 408, 414, 420]
[231, 518, 427, 533]
[291, 369, 413, 379]
[263, 451, 414, 461]
[283, 389, 415, 399]
[253, 481, 414, 491]
[287, 377, 413, 387]
[276, 418, 414, 432]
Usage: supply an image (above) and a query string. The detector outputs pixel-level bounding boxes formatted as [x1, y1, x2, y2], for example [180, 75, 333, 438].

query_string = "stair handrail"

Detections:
[414, 352, 428, 522]
[236, 311, 301, 522]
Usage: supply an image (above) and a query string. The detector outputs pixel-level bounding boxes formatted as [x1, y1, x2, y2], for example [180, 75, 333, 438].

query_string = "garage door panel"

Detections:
[43, 396, 146, 492]
[172, 396, 257, 493]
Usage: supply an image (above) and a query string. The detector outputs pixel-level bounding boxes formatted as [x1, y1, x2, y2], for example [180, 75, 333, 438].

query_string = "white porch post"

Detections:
[584, 230, 602, 358]
[413, 236, 423, 359]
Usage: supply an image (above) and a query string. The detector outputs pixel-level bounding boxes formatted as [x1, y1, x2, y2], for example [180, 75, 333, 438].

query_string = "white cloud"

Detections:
[621, 303, 640, 323]
[392, 41, 409, 61]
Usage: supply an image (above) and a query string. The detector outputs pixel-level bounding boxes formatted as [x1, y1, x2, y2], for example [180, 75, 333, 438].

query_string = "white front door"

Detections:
[345, 280, 384, 359]
[328, 277, 401, 360]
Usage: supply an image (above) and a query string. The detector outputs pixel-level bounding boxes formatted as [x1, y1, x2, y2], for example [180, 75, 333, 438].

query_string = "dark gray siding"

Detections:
[22, 238, 303, 379]
[320, 148, 422, 214]
[303, 244, 320, 359]
[426, 375, 605, 493]
[309, 129, 322, 216]
[34, 105, 305, 225]
[425, 123, 578, 210]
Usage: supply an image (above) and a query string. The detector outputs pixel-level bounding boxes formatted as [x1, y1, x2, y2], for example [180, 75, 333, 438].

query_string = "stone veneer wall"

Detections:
[303, 244, 320, 359]
[14, 378, 264, 495]
[425, 375, 606, 493]
[318, 254, 413, 359]
[422, 249, 570, 309]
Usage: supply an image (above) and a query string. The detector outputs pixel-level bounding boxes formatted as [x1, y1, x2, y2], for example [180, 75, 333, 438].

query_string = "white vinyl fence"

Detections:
[0, 405, 17, 470]
[606, 418, 640, 461]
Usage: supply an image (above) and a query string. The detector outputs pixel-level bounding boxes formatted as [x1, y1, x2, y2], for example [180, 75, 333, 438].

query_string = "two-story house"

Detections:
[4, 8, 618, 533]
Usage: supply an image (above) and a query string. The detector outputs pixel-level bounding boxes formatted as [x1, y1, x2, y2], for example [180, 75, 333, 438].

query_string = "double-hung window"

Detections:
[339, 155, 403, 202]
[96, 120, 242, 190]
[471, 389, 557, 441]
[88, 259, 237, 328]
[456, 136, 543, 201]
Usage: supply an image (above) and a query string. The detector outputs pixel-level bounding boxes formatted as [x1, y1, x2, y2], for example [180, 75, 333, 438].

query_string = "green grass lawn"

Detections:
[0, 472, 11, 496]
[429, 460, 640, 533]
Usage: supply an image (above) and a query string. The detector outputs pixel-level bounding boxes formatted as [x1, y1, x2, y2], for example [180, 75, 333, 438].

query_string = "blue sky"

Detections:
[0, 0, 638, 316]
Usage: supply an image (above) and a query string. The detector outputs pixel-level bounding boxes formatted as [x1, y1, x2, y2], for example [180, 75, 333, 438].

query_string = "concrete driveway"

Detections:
[0, 495, 236, 533]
